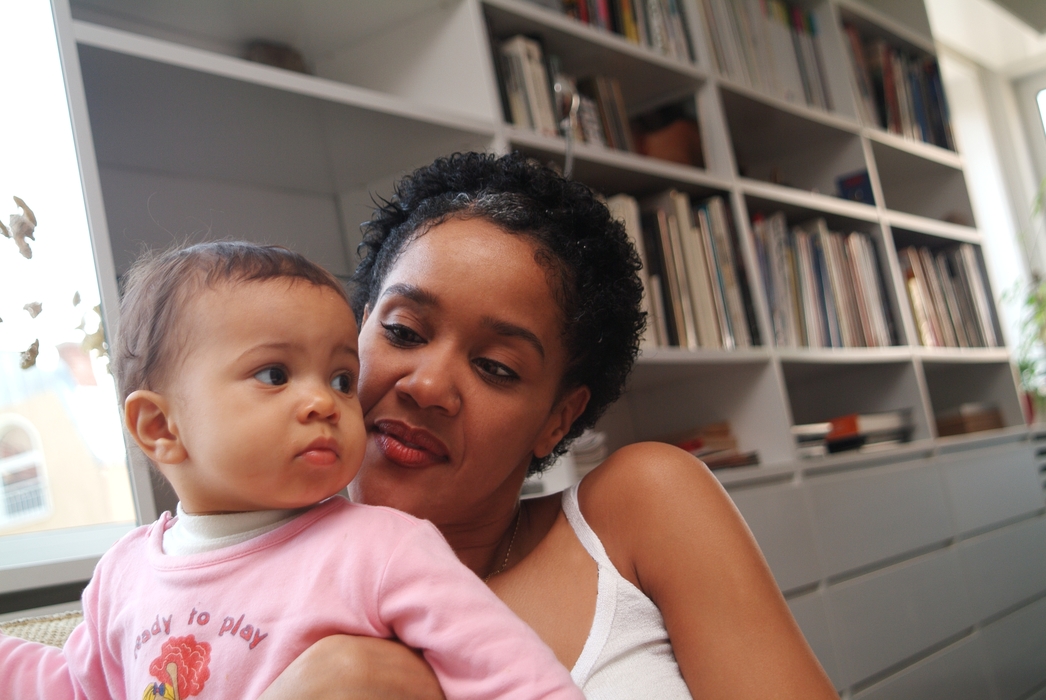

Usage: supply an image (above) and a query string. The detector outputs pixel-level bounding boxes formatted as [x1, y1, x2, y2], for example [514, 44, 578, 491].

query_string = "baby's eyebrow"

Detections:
[380, 283, 439, 308]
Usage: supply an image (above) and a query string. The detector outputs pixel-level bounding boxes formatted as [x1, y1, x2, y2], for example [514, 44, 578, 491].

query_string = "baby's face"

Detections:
[161, 278, 365, 514]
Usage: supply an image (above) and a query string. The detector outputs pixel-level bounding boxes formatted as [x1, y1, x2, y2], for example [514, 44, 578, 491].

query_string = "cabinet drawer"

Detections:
[827, 549, 972, 686]
[808, 460, 951, 578]
[940, 443, 1043, 536]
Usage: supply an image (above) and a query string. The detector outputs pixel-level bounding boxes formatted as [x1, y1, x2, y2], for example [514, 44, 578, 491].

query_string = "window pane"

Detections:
[0, 2, 135, 575]
[1038, 88, 1046, 137]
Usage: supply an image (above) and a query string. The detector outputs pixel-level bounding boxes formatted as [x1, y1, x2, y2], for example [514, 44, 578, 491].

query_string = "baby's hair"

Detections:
[114, 240, 347, 403]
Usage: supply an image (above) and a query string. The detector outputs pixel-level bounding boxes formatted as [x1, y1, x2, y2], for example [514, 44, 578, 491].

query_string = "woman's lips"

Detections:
[372, 420, 449, 468]
[299, 437, 339, 467]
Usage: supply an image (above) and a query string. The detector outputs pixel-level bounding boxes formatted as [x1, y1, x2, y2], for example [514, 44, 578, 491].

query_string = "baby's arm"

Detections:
[378, 521, 583, 700]
[1, 573, 126, 700]
[0, 631, 82, 698]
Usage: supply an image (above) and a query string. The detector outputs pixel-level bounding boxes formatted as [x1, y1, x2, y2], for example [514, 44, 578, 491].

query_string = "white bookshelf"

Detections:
[53, 0, 1046, 695]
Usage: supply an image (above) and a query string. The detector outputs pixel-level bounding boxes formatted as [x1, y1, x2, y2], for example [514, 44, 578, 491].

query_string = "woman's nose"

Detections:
[395, 347, 462, 415]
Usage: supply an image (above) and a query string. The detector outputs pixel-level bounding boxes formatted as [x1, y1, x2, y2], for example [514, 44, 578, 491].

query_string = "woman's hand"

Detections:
[258, 635, 446, 700]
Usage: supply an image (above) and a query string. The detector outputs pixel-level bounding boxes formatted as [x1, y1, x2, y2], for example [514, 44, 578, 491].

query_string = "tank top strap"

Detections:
[561, 483, 616, 570]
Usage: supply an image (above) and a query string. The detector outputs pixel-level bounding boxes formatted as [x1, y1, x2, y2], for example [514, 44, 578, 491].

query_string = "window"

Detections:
[0, 417, 50, 526]
[0, 1, 142, 605]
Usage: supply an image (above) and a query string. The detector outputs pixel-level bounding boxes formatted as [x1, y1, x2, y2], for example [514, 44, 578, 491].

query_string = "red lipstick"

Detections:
[372, 420, 449, 468]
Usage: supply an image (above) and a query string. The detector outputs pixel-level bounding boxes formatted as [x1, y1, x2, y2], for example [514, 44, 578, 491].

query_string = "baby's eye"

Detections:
[255, 367, 288, 386]
[330, 372, 354, 395]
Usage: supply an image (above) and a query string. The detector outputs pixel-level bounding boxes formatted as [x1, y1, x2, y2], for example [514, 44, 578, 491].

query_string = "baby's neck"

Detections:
[162, 503, 306, 556]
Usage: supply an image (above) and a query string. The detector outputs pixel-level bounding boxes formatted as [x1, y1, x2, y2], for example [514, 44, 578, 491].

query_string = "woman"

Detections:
[262, 152, 836, 698]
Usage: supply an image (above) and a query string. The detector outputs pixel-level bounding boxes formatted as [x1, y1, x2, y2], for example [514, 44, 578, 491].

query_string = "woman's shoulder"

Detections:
[578, 441, 727, 515]
[573, 442, 743, 588]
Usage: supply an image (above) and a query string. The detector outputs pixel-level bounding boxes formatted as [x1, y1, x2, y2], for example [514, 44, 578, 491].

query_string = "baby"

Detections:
[0, 241, 582, 699]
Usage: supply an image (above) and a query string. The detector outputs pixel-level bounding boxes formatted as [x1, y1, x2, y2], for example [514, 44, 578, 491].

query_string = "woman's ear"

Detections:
[123, 390, 187, 466]
[534, 385, 591, 459]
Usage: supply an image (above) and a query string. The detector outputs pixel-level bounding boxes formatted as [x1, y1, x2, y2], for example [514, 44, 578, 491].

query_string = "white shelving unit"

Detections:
[52, 0, 1046, 696]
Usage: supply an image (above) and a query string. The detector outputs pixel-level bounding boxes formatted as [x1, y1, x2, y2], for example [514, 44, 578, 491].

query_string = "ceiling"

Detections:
[991, 0, 1046, 33]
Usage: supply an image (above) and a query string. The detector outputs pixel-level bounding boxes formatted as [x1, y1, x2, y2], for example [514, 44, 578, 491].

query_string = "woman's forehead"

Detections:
[381, 218, 567, 328]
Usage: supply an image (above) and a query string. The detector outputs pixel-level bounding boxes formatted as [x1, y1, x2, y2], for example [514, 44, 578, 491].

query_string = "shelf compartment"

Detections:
[781, 358, 932, 443]
[921, 360, 1024, 437]
[506, 127, 729, 198]
[78, 43, 493, 277]
[871, 140, 974, 226]
[742, 199, 907, 348]
[602, 358, 794, 465]
[483, 0, 705, 111]
[890, 229, 1002, 350]
[720, 87, 869, 201]
[72, 0, 498, 122]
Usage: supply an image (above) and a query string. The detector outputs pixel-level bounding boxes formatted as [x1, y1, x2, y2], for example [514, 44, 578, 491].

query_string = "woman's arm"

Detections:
[580, 442, 837, 699]
[258, 635, 445, 700]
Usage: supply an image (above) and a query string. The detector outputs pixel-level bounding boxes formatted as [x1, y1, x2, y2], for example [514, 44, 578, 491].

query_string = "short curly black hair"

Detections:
[352, 151, 645, 474]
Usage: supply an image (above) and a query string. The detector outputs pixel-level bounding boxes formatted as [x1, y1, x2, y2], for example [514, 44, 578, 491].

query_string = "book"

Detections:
[607, 193, 659, 348]
[499, 36, 559, 138]
[935, 403, 1004, 437]
[701, 0, 828, 110]
[844, 24, 955, 149]
[899, 244, 998, 348]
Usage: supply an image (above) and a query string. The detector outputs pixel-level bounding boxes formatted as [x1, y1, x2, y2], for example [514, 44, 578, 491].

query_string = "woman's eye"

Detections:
[330, 372, 354, 395]
[474, 358, 519, 382]
[254, 367, 288, 386]
[381, 322, 424, 346]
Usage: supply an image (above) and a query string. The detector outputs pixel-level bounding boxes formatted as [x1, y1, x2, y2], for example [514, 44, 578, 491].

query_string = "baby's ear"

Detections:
[123, 390, 187, 465]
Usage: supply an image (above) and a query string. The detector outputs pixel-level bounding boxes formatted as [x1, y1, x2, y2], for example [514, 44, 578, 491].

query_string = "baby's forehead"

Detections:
[165, 277, 355, 363]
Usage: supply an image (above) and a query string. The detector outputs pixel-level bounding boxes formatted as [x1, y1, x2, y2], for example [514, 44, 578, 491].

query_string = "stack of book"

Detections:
[497, 36, 705, 165]
[607, 191, 756, 349]
[528, 0, 694, 62]
[752, 213, 893, 348]
[935, 402, 1004, 437]
[498, 35, 562, 139]
[898, 244, 999, 348]
[842, 22, 955, 150]
[700, 0, 832, 111]
[661, 421, 760, 469]
[792, 409, 913, 457]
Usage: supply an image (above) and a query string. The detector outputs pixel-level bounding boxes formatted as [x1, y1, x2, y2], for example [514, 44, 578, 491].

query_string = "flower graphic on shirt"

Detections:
[143, 635, 211, 699]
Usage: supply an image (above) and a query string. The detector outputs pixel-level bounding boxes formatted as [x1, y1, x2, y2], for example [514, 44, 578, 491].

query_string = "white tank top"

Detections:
[562, 484, 693, 698]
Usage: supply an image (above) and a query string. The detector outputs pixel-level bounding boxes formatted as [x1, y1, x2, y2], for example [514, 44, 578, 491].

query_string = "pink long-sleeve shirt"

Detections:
[0, 496, 582, 699]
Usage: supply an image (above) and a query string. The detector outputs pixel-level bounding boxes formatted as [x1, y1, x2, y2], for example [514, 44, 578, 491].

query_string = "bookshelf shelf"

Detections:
[834, 0, 937, 55]
[636, 345, 773, 364]
[885, 214, 980, 243]
[73, 20, 496, 134]
[504, 127, 731, 194]
[740, 183, 880, 222]
[721, 89, 867, 198]
[871, 141, 974, 224]
[914, 347, 1013, 362]
[775, 347, 913, 363]
[715, 79, 861, 135]
[864, 127, 964, 169]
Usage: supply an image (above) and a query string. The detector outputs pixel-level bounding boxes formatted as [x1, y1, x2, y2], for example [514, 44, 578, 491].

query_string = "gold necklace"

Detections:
[484, 509, 521, 583]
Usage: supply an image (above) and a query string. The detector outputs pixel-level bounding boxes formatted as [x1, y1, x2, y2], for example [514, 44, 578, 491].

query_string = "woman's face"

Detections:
[350, 216, 589, 528]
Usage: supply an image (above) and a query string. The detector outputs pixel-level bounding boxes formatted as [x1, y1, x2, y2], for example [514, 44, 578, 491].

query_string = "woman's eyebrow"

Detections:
[380, 282, 439, 307]
[482, 317, 545, 359]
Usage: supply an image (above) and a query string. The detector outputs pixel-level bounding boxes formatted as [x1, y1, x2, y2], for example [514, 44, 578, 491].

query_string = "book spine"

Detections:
[677, 193, 723, 348]
[707, 197, 752, 347]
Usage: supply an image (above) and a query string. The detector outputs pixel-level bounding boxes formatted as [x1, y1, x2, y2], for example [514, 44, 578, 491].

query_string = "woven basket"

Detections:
[0, 610, 83, 648]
